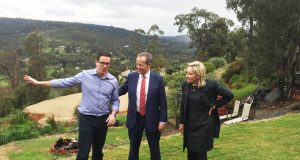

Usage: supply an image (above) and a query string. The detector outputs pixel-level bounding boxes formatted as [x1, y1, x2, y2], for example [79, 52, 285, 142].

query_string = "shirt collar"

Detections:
[139, 70, 150, 79]
[92, 68, 113, 80]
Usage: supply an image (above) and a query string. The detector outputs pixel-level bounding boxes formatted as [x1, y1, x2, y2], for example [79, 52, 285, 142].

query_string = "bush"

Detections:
[73, 105, 79, 120]
[229, 60, 243, 73]
[209, 57, 227, 69]
[203, 62, 216, 73]
[223, 60, 244, 84]
[7, 121, 40, 141]
[167, 89, 181, 119]
[232, 83, 257, 101]
[0, 96, 16, 117]
[10, 111, 29, 125]
[14, 84, 50, 107]
[46, 114, 58, 131]
[14, 85, 27, 109]
[167, 88, 181, 127]
[0, 111, 40, 145]
[25, 85, 50, 105]
[45, 114, 65, 132]
[39, 125, 55, 135]
[165, 70, 185, 89]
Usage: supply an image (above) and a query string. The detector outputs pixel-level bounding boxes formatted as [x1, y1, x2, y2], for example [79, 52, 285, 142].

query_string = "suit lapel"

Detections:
[147, 72, 154, 105]
[132, 72, 139, 105]
[133, 72, 139, 91]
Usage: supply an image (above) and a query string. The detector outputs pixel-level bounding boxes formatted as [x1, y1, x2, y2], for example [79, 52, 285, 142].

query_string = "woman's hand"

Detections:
[179, 124, 184, 134]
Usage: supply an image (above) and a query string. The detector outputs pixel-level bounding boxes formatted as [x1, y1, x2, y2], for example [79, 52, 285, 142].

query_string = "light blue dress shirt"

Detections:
[50, 68, 119, 116]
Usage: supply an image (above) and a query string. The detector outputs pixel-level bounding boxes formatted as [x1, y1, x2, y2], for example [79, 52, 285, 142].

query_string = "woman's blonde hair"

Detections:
[187, 61, 206, 87]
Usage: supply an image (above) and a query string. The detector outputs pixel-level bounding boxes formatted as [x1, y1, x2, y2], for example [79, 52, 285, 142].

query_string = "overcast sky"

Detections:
[0, 0, 239, 36]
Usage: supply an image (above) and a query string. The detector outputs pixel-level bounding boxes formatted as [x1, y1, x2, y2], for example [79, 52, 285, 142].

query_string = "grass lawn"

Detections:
[7, 113, 300, 160]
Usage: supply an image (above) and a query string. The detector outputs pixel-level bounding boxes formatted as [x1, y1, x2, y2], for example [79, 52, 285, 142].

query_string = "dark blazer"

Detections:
[119, 71, 167, 132]
[180, 79, 234, 151]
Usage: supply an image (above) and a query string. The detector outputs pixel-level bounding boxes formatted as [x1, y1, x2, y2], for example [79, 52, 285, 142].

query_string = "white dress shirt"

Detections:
[136, 71, 150, 112]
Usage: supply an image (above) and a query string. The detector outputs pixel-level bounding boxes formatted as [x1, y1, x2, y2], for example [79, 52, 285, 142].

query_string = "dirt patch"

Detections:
[28, 113, 45, 122]
[0, 143, 18, 160]
[161, 123, 178, 136]
[25, 93, 129, 125]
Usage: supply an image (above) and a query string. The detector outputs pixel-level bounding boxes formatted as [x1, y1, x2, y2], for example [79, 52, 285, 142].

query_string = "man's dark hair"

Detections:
[96, 52, 111, 61]
[137, 52, 153, 65]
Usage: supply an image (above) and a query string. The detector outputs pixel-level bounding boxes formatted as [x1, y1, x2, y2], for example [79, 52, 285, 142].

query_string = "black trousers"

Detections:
[128, 112, 161, 160]
[76, 113, 108, 160]
[187, 150, 207, 160]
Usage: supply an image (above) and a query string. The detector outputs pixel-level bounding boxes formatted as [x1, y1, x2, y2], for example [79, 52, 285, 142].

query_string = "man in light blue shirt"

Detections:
[24, 52, 119, 160]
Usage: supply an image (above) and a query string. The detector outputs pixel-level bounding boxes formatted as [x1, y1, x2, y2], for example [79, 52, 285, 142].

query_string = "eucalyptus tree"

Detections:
[0, 49, 21, 89]
[25, 32, 47, 80]
[174, 7, 234, 60]
[227, 0, 300, 84]
[225, 28, 247, 62]
[147, 24, 166, 71]
[24, 32, 50, 104]
[132, 29, 146, 54]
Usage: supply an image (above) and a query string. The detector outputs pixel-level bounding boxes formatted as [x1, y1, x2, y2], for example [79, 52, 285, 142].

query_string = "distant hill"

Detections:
[0, 18, 136, 53]
[161, 35, 191, 43]
[0, 17, 193, 57]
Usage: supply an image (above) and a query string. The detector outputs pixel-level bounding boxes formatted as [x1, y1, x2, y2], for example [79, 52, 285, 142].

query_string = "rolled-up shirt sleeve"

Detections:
[50, 72, 82, 88]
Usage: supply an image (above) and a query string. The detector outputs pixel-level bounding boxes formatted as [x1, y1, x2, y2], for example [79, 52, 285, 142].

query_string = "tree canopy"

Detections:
[227, 0, 300, 84]
[174, 7, 234, 60]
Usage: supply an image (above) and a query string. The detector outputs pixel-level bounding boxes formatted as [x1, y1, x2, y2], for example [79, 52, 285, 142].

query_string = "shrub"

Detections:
[14, 84, 50, 107]
[209, 57, 227, 69]
[73, 105, 80, 120]
[166, 88, 181, 127]
[10, 111, 29, 125]
[229, 60, 243, 73]
[39, 125, 55, 135]
[7, 121, 40, 141]
[232, 83, 257, 100]
[165, 70, 185, 89]
[223, 60, 244, 84]
[46, 114, 58, 131]
[203, 62, 216, 73]
[0, 112, 40, 145]
[14, 85, 27, 109]
[25, 85, 50, 105]
[0, 96, 16, 117]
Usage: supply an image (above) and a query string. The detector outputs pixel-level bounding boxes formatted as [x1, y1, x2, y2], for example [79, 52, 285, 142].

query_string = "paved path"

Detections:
[25, 93, 128, 124]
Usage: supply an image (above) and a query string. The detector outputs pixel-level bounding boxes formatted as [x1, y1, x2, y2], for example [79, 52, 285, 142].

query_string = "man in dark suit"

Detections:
[119, 52, 167, 160]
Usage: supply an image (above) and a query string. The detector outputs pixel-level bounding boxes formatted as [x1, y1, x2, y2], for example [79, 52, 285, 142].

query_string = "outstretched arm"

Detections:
[23, 75, 51, 87]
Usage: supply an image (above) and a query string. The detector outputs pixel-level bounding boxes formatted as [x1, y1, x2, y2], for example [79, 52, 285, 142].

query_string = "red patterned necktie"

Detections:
[139, 75, 146, 116]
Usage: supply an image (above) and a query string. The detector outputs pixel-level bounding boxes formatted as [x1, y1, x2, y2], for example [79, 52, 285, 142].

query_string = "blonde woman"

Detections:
[179, 61, 233, 160]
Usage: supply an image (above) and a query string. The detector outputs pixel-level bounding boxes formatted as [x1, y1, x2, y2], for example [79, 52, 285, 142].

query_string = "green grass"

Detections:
[7, 113, 300, 160]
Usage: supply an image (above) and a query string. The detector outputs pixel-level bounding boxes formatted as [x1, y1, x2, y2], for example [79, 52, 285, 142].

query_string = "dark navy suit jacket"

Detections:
[119, 71, 167, 132]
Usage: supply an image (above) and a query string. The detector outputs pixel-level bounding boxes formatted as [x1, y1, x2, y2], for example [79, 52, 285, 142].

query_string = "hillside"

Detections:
[0, 17, 193, 57]
[0, 18, 137, 53]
